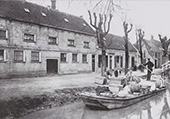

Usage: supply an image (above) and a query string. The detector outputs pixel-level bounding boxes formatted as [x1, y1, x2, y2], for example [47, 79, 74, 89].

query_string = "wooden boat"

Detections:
[79, 87, 166, 110]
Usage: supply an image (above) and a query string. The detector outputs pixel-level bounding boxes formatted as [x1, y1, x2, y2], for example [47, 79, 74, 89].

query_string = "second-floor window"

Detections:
[24, 33, 36, 43]
[83, 41, 90, 48]
[0, 29, 8, 40]
[72, 53, 77, 63]
[48, 36, 58, 45]
[60, 53, 67, 62]
[31, 51, 41, 63]
[68, 39, 75, 47]
[14, 50, 25, 62]
[82, 54, 87, 63]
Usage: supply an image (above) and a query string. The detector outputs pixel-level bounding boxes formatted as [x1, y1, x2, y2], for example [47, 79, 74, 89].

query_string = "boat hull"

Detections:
[80, 88, 166, 110]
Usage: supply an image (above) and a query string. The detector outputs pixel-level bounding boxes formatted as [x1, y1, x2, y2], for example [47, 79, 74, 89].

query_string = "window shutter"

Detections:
[6, 30, 8, 39]
[4, 50, 7, 62]
[66, 53, 69, 62]
[34, 34, 36, 42]
[23, 50, 26, 62]
[56, 37, 59, 45]
[77, 54, 79, 63]
[39, 52, 42, 63]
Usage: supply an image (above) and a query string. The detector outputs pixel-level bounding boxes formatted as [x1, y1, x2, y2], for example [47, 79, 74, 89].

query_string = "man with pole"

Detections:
[143, 58, 154, 81]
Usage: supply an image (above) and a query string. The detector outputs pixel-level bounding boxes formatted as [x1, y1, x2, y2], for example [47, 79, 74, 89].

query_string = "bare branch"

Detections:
[93, 0, 103, 10]
[93, 12, 97, 27]
[104, 14, 112, 36]
[103, 14, 107, 33]
[127, 24, 133, 33]
[88, 10, 98, 29]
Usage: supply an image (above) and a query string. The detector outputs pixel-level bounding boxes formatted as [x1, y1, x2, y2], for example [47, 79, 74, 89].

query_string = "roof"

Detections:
[0, 1, 95, 36]
[143, 39, 162, 52]
[105, 34, 137, 52]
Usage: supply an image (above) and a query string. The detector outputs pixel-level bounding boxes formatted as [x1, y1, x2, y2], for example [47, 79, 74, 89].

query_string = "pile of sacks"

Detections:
[117, 75, 165, 98]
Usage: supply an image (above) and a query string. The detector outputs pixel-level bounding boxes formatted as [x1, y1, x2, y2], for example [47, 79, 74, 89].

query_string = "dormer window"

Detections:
[83, 23, 86, 26]
[41, 12, 46, 17]
[64, 18, 69, 23]
[24, 8, 30, 13]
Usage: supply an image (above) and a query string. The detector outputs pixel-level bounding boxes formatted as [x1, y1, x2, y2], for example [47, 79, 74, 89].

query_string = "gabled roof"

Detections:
[143, 39, 162, 52]
[105, 34, 137, 52]
[0, 1, 95, 36]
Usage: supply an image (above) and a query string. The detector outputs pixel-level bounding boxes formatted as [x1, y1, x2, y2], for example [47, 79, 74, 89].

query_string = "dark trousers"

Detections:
[147, 70, 152, 81]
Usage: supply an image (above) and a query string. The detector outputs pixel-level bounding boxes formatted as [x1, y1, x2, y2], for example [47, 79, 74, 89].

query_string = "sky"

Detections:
[27, 0, 170, 43]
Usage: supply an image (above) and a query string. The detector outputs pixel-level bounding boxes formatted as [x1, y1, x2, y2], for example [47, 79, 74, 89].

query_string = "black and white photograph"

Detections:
[0, 0, 170, 119]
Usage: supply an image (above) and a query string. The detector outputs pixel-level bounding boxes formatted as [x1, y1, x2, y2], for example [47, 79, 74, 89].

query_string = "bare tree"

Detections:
[137, 29, 145, 72]
[88, 11, 112, 75]
[158, 34, 170, 63]
[123, 21, 133, 74]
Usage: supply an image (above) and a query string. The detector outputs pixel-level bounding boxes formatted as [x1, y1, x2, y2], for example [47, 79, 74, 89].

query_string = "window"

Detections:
[24, 8, 30, 13]
[0, 29, 8, 39]
[31, 51, 41, 62]
[0, 50, 6, 62]
[60, 53, 67, 62]
[48, 37, 58, 45]
[82, 54, 87, 63]
[98, 55, 102, 68]
[72, 53, 77, 63]
[0, 50, 4, 61]
[24, 33, 36, 42]
[84, 41, 90, 48]
[14, 50, 25, 62]
[68, 39, 75, 47]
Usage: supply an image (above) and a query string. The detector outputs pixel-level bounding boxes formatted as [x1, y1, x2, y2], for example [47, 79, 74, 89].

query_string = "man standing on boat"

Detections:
[144, 58, 154, 81]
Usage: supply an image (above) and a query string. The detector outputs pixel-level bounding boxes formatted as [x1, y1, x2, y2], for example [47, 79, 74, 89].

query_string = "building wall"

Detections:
[0, 18, 97, 77]
[96, 49, 138, 72]
[142, 43, 162, 68]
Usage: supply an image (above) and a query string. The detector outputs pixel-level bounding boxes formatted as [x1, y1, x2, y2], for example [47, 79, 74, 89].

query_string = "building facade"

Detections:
[135, 37, 163, 68]
[0, 1, 97, 78]
[96, 34, 138, 72]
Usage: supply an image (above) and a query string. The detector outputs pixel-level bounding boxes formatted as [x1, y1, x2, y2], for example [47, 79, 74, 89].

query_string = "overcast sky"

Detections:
[27, 0, 170, 43]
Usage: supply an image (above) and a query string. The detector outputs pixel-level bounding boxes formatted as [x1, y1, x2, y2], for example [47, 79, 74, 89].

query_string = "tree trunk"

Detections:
[125, 37, 129, 74]
[101, 50, 106, 76]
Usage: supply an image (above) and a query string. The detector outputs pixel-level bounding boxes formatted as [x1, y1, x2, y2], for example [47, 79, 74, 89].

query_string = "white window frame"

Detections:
[68, 39, 75, 47]
[48, 36, 58, 45]
[23, 33, 36, 43]
[31, 51, 41, 63]
[0, 29, 8, 40]
[14, 50, 25, 63]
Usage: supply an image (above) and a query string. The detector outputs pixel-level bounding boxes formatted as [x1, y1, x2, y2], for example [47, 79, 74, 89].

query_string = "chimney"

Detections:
[51, 0, 56, 10]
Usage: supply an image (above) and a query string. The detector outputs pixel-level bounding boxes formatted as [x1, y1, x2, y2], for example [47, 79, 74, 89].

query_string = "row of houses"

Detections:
[0, 0, 167, 78]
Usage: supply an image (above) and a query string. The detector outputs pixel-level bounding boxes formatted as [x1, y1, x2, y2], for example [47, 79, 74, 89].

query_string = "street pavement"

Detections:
[0, 69, 162, 101]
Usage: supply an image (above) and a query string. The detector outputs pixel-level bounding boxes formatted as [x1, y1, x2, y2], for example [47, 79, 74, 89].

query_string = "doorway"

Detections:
[47, 59, 58, 74]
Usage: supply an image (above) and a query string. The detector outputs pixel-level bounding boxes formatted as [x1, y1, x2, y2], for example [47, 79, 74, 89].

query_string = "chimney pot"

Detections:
[51, 0, 56, 10]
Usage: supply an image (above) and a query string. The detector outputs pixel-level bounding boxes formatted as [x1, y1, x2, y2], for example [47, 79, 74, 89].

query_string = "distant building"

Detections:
[96, 34, 138, 72]
[0, 0, 97, 78]
[135, 36, 163, 68]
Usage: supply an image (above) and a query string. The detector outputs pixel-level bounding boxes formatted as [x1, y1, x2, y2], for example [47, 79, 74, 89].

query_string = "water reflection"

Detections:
[19, 87, 170, 119]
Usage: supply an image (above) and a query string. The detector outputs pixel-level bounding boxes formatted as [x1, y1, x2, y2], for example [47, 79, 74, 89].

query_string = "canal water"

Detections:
[19, 86, 170, 119]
